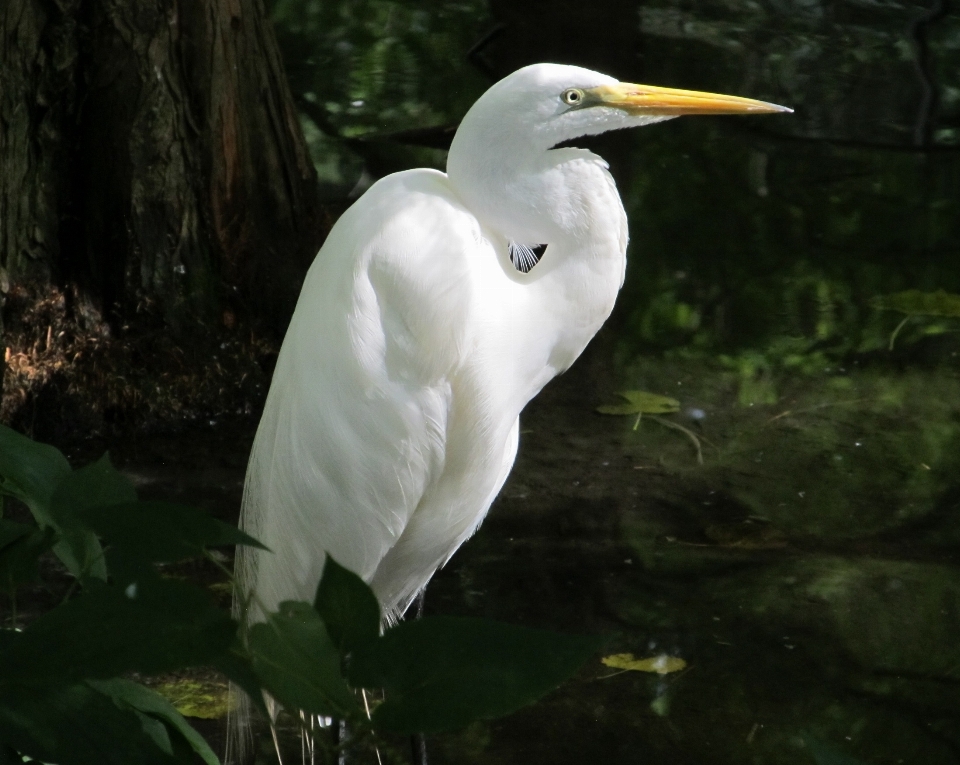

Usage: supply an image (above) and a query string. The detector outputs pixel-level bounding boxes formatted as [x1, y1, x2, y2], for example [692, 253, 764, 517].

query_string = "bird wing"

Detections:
[238, 169, 482, 618]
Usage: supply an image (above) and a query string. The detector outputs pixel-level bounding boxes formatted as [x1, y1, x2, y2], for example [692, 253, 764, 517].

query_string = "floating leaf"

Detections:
[349, 616, 604, 734]
[601, 653, 687, 674]
[595, 403, 642, 416]
[596, 391, 680, 416]
[871, 290, 960, 350]
[151, 678, 231, 720]
[870, 289, 960, 317]
[597, 392, 705, 462]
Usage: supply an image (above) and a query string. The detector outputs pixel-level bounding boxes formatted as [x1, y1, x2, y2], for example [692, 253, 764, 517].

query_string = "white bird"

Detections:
[236, 63, 788, 624]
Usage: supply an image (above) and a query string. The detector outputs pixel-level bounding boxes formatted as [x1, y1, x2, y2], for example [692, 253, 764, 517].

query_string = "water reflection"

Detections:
[263, 1, 960, 762]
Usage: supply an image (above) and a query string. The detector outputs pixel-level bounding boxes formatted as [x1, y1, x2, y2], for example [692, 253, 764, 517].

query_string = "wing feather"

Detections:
[237, 169, 481, 618]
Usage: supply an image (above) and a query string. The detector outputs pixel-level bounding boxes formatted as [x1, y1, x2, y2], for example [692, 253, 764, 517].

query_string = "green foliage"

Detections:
[614, 113, 960, 384]
[270, 0, 487, 137]
[0, 425, 103, 584]
[313, 556, 380, 653]
[268, 0, 489, 192]
[80, 501, 265, 582]
[0, 521, 54, 588]
[89, 679, 221, 765]
[1, 681, 189, 765]
[0, 423, 257, 764]
[0, 678, 219, 765]
[349, 617, 605, 733]
[48, 453, 135, 583]
[4, 579, 236, 686]
[0, 424, 603, 762]
[248, 600, 360, 718]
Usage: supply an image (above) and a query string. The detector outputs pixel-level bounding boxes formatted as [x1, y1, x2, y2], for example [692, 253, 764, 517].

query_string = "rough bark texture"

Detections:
[1, 0, 321, 337]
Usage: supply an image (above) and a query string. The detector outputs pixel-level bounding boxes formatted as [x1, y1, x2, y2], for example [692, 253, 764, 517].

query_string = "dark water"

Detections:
[142, 2, 960, 763]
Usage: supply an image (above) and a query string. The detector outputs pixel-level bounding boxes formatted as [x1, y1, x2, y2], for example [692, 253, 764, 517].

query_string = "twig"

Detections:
[889, 315, 911, 350]
[648, 415, 705, 465]
[765, 398, 869, 424]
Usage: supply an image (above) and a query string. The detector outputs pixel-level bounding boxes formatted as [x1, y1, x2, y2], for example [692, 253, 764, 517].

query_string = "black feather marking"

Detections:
[508, 242, 548, 273]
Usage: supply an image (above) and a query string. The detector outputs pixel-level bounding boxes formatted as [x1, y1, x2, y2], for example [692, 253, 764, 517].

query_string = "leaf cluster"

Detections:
[0, 425, 604, 763]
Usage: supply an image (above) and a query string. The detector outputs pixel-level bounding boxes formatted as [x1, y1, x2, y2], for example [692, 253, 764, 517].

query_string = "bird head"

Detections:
[451, 63, 791, 158]
[447, 63, 789, 246]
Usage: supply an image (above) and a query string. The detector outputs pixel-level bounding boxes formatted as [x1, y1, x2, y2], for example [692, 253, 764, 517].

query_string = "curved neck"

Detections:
[448, 136, 617, 250]
[447, 117, 630, 414]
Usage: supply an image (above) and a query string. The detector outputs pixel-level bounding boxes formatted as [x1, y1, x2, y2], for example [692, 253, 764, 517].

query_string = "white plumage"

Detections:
[235, 63, 788, 624]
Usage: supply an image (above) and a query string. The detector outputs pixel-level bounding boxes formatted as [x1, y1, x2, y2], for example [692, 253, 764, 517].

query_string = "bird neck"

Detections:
[448, 137, 628, 394]
[448, 133, 620, 252]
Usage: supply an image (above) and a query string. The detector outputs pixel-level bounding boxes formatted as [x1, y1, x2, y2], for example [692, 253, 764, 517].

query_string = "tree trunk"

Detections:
[1, 0, 321, 337]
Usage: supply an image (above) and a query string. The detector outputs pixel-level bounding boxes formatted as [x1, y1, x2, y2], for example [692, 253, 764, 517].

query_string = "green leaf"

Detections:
[0, 522, 56, 587]
[248, 601, 359, 718]
[1, 576, 236, 684]
[314, 555, 380, 653]
[0, 681, 182, 765]
[620, 391, 681, 411]
[0, 425, 71, 514]
[596, 391, 680, 416]
[51, 453, 137, 511]
[349, 616, 605, 733]
[46, 454, 136, 584]
[80, 500, 265, 579]
[595, 404, 642, 416]
[0, 519, 32, 549]
[212, 640, 269, 717]
[870, 289, 960, 317]
[89, 679, 220, 765]
[0, 426, 94, 582]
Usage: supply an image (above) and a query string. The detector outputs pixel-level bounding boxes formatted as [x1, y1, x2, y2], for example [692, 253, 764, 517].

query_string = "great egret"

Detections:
[232, 61, 787, 751]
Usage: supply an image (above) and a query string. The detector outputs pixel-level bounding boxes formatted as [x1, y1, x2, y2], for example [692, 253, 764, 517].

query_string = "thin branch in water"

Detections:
[889, 315, 911, 350]
[648, 415, 705, 465]
[765, 398, 870, 425]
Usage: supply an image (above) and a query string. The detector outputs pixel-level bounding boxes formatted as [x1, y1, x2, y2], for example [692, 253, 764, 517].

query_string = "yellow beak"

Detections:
[589, 83, 791, 116]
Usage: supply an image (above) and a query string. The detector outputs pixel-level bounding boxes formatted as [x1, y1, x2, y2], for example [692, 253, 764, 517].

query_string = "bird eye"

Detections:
[561, 88, 584, 106]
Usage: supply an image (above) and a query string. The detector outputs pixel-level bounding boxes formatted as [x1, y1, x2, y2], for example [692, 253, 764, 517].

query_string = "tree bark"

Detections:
[1, 0, 321, 337]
